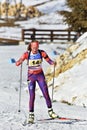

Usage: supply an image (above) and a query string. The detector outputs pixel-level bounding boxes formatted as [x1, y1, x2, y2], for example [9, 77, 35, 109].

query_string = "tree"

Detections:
[60, 0, 87, 32]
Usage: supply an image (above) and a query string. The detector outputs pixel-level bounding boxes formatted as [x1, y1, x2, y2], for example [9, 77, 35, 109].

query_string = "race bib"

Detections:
[29, 59, 42, 66]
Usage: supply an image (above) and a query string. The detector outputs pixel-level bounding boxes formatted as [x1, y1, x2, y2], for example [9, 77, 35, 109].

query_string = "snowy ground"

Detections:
[0, 0, 87, 129]
[0, 43, 87, 130]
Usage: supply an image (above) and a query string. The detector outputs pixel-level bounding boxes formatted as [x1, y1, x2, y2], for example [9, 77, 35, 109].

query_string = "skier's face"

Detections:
[31, 46, 38, 54]
[31, 42, 39, 54]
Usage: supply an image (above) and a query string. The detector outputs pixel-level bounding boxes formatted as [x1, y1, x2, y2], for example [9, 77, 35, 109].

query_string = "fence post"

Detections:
[51, 30, 53, 42]
[68, 30, 71, 41]
[22, 29, 24, 41]
[32, 28, 36, 40]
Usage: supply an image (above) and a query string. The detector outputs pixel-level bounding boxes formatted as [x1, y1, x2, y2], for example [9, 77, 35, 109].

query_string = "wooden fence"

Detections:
[22, 28, 76, 43]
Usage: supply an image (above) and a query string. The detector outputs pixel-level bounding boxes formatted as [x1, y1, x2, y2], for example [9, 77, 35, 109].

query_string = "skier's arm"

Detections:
[41, 50, 56, 65]
[16, 52, 28, 66]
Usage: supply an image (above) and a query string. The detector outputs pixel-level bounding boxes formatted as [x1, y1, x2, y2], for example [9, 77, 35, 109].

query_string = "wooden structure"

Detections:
[22, 28, 76, 43]
[0, 38, 20, 45]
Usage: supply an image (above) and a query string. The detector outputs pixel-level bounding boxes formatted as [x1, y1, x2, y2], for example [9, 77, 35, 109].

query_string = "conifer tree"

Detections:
[60, 0, 87, 32]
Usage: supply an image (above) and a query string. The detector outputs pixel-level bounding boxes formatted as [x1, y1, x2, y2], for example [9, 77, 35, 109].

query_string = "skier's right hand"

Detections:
[10, 58, 16, 63]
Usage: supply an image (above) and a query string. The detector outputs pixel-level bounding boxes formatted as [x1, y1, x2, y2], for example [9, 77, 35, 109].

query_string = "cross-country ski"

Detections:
[22, 116, 87, 126]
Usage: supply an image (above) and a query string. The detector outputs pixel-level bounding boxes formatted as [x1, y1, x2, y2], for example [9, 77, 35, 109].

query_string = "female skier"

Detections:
[16, 41, 58, 123]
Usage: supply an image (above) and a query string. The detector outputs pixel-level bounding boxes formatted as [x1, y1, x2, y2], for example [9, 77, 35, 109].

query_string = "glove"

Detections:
[52, 50, 58, 55]
[54, 61, 57, 66]
[10, 58, 16, 63]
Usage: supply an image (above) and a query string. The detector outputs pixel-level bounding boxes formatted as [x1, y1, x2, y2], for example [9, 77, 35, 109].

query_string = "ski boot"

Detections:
[28, 112, 34, 124]
[48, 108, 58, 119]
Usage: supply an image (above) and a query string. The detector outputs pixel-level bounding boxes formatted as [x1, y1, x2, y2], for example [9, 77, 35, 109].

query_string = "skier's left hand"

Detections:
[54, 61, 57, 66]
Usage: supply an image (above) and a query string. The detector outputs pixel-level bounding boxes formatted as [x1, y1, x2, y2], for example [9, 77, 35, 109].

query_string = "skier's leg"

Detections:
[37, 72, 58, 118]
[28, 81, 36, 112]
[28, 81, 36, 123]
[37, 72, 52, 108]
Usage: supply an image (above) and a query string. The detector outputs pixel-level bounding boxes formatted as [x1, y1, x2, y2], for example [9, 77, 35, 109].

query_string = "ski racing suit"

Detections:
[16, 50, 55, 112]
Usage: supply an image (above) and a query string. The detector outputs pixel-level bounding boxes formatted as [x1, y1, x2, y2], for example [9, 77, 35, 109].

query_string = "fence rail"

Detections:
[22, 28, 76, 43]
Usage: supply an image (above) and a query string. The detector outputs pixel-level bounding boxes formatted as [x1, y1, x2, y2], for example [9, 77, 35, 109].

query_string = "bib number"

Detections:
[29, 59, 42, 66]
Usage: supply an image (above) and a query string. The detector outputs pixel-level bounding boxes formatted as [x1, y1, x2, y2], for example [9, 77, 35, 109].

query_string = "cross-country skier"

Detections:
[15, 41, 58, 123]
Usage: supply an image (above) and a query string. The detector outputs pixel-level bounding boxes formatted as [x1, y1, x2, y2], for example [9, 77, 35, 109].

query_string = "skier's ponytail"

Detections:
[27, 43, 31, 51]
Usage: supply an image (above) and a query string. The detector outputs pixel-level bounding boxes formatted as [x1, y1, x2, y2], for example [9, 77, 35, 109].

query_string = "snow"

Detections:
[76, 32, 87, 44]
[54, 59, 87, 105]
[36, 0, 66, 14]
[1, 0, 87, 130]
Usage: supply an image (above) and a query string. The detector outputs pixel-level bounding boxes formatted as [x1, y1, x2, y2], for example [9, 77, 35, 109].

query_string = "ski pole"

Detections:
[18, 63, 23, 112]
[52, 64, 55, 102]
[10, 58, 22, 112]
